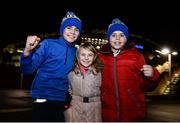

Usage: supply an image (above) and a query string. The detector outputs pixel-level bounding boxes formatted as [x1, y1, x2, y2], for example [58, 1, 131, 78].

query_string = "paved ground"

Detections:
[0, 89, 32, 112]
[0, 89, 32, 121]
[1, 89, 180, 122]
[146, 96, 180, 122]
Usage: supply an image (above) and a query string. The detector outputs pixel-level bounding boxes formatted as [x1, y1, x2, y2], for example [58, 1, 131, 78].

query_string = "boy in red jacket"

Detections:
[98, 18, 160, 121]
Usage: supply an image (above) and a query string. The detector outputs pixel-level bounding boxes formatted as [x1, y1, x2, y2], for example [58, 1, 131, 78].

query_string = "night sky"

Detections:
[0, 1, 180, 52]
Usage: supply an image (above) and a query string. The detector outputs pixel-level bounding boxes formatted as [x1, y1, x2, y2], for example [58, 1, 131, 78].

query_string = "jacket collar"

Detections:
[100, 42, 136, 56]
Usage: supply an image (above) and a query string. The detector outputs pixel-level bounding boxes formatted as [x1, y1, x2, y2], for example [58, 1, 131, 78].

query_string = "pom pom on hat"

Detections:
[107, 18, 129, 40]
[60, 11, 82, 35]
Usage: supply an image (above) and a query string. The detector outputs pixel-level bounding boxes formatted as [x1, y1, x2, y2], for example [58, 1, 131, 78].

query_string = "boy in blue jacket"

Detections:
[20, 11, 82, 121]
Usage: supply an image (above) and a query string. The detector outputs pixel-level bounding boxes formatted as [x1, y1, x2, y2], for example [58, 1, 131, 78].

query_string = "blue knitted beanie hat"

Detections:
[107, 18, 129, 40]
[60, 11, 82, 35]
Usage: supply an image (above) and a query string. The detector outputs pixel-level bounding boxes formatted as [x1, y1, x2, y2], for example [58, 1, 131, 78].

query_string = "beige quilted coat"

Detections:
[64, 69, 102, 122]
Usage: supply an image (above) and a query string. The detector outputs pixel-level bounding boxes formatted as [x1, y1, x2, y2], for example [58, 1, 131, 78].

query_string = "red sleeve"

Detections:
[137, 52, 161, 92]
[142, 67, 161, 92]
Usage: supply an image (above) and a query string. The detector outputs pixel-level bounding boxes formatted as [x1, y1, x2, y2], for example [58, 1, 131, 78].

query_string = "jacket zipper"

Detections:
[64, 46, 69, 65]
[114, 56, 120, 121]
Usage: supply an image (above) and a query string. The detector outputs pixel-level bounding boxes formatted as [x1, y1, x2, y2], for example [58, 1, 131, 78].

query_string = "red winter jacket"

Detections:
[98, 44, 160, 122]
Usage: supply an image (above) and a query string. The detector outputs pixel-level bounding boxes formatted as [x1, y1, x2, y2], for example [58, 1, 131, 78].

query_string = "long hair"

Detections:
[73, 42, 103, 75]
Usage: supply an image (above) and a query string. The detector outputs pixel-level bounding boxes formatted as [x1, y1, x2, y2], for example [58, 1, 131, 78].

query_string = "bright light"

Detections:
[155, 48, 178, 78]
[96, 46, 100, 50]
[135, 44, 144, 49]
[17, 49, 23, 53]
[161, 48, 170, 55]
[171, 51, 178, 55]
[155, 49, 178, 56]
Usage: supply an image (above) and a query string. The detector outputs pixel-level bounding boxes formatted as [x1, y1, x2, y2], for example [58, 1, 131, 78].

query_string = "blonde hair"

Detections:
[73, 43, 103, 75]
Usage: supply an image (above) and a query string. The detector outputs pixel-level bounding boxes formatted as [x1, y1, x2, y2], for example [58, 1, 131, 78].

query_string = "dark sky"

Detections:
[0, 1, 180, 52]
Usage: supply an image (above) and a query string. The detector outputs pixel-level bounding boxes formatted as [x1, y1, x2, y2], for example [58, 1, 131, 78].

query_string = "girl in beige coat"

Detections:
[64, 43, 103, 122]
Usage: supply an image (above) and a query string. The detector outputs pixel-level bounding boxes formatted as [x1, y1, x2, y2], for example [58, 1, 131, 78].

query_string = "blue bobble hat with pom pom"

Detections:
[107, 18, 129, 40]
[60, 11, 82, 35]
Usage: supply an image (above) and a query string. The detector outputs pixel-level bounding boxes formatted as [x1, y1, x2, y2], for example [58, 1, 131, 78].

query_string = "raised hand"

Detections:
[23, 35, 41, 57]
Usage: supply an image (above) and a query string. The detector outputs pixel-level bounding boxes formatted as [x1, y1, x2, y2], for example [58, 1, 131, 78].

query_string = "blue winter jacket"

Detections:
[20, 37, 76, 101]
